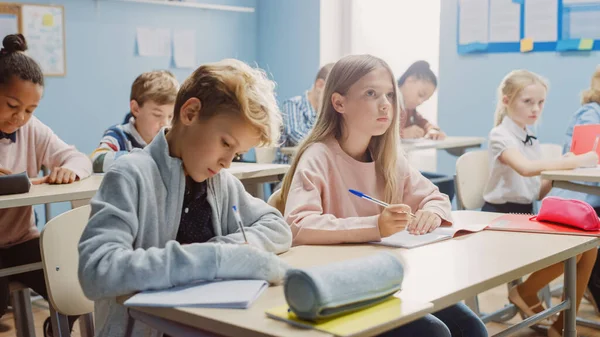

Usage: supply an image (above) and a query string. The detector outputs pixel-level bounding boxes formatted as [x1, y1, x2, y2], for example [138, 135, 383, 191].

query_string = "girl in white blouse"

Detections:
[482, 70, 597, 337]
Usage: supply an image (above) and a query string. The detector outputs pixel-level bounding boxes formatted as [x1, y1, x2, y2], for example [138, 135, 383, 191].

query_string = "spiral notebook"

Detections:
[488, 214, 600, 237]
[372, 223, 489, 248]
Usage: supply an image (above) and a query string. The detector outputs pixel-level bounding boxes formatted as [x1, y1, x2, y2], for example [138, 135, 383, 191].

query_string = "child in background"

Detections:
[397, 61, 455, 201]
[277, 54, 486, 337]
[0, 34, 92, 337]
[78, 59, 292, 337]
[550, 66, 600, 313]
[483, 69, 597, 337]
[91, 70, 179, 172]
[398, 60, 446, 140]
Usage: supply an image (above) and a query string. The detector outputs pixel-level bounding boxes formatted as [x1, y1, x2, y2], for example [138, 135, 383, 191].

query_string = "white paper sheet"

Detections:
[489, 0, 521, 42]
[524, 0, 559, 41]
[173, 29, 196, 68]
[137, 27, 171, 57]
[563, 0, 600, 4]
[568, 9, 600, 39]
[459, 0, 490, 44]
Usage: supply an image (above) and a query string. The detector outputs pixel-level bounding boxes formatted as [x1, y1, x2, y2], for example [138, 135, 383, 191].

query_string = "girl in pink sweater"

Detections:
[0, 34, 91, 336]
[276, 55, 487, 337]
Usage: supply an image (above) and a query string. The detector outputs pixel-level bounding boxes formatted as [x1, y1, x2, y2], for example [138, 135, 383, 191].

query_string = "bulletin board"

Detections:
[457, 0, 600, 54]
[0, 3, 66, 76]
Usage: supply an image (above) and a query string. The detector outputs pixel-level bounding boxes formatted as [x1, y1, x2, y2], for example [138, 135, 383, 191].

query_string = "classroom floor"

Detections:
[1, 280, 600, 337]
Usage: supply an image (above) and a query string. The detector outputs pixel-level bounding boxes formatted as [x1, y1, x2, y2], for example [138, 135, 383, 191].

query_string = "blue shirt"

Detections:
[281, 91, 317, 147]
[549, 102, 600, 207]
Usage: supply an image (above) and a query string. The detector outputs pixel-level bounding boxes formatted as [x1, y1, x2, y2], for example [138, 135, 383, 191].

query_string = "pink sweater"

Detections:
[284, 138, 452, 246]
[0, 116, 92, 247]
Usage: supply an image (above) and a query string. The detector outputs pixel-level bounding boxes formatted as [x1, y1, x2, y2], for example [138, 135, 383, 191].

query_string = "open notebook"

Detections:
[123, 280, 268, 309]
[372, 224, 489, 249]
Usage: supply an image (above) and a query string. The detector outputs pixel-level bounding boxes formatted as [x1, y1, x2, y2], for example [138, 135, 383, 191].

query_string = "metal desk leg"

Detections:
[564, 256, 577, 337]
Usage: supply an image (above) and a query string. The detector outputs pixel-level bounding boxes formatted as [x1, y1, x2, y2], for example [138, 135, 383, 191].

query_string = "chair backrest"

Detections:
[254, 147, 277, 164]
[540, 143, 563, 160]
[267, 188, 284, 214]
[455, 150, 490, 210]
[40, 205, 94, 316]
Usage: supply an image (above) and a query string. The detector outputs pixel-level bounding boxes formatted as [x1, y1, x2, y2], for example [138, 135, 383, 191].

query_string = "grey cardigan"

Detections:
[78, 131, 292, 337]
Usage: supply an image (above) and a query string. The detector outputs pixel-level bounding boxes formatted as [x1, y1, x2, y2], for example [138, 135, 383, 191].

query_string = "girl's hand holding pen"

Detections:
[377, 204, 413, 237]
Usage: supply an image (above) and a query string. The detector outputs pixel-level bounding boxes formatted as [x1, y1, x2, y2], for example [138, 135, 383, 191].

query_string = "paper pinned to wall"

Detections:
[173, 29, 196, 68]
[489, 0, 521, 42]
[458, 0, 489, 45]
[568, 8, 600, 40]
[563, 0, 600, 4]
[21, 5, 66, 76]
[0, 14, 18, 39]
[137, 27, 171, 57]
[524, 0, 558, 42]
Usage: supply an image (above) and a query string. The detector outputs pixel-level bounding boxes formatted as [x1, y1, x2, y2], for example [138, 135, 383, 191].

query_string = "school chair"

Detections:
[455, 150, 489, 211]
[455, 150, 525, 323]
[254, 147, 278, 164]
[9, 281, 36, 337]
[540, 143, 563, 160]
[267, 188, 284, 214]
[39, 205, 94, 337]
[456, 150, 554, 324]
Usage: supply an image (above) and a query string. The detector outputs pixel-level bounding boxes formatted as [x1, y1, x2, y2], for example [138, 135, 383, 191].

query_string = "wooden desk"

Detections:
[228, 162, 289, 184]
[0, 163, 289, 278]
[0, 163, 290, 210]
[280, 136, 485, 158]
[400, 136, 485, 156]
[0, 175, 104, 210]
[124, 211, 598, 337]
[541, 167, 600, 196]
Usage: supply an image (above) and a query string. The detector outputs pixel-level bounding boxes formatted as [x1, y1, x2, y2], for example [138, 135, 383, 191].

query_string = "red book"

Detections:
[488, 214, 600, 237]
[570, 124, 600, 163]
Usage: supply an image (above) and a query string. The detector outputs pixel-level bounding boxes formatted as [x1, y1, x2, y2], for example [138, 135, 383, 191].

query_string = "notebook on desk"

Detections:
[372, 224, 488, 248]
[123, 279, 268, 309]
[488, 214, 600, 236]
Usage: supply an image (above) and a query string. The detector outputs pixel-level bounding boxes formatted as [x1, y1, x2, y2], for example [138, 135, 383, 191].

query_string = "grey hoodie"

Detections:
[78, 130, 292, 337]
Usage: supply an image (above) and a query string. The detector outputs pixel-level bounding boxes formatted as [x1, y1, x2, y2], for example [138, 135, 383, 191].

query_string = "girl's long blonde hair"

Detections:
[582, 66, 600, 105]
[277, 55, 401, 211]
[493, 70, 548, 126]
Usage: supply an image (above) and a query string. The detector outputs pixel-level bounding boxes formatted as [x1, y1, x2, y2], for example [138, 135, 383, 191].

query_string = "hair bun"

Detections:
[411, 60, 430, 71]
[2, 34, 28, 54]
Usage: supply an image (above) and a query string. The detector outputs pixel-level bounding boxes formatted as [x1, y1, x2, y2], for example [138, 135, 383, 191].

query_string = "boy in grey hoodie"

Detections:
[78, 59, 292, 337]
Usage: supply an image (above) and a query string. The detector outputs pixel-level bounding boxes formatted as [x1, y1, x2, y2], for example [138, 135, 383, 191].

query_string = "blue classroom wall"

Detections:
[437, 0, 600, 176]
[256, 0, 321, 105]
[253, 0, 321, 196]
[17, 0, 258, 221]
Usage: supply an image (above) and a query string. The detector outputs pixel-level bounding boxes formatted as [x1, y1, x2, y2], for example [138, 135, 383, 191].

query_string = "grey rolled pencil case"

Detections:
[0, 172, 31, 195]
[283, 251, 404, 321]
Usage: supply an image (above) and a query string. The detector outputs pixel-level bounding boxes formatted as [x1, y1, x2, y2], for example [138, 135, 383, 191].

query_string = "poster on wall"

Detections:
[21, 4, 66, 76]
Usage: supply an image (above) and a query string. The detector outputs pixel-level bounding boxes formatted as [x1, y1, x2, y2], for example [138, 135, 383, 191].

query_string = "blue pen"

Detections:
[232, 205, 249, 244]
[349, 189, 416, 218]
